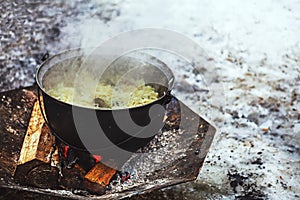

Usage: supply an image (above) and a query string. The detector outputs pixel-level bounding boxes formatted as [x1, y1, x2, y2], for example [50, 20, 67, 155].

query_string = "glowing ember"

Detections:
[93, 155, 102, 163]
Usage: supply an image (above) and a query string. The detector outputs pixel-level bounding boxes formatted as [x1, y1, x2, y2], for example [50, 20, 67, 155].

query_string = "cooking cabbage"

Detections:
[47, 81, 159, 109]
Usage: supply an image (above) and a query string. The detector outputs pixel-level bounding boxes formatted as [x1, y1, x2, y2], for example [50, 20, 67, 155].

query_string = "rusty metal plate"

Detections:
[0, 85, 216, 199]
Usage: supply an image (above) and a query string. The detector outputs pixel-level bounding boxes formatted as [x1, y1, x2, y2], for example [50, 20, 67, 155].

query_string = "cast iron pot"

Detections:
[36, 48, 174, 158]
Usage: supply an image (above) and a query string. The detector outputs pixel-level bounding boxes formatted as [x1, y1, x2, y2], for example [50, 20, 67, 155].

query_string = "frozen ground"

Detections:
[1, 0, 300, 199]
[116, 1, 300, 199]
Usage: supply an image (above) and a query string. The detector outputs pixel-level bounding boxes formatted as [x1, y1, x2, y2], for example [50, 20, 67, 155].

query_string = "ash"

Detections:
[107, 129, 187, 193]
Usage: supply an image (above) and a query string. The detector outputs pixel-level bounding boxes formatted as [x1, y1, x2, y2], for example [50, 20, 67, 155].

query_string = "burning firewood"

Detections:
[14, 101, 59, 188]
[84, 162, 117, 195]
[59, 164, 86, 189]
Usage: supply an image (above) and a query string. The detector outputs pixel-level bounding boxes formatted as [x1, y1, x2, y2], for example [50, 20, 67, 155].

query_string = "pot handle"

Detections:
[163, 90, 174, 105]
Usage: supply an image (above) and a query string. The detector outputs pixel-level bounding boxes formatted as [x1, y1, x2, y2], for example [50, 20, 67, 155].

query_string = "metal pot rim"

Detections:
[36, 48, 175, 111]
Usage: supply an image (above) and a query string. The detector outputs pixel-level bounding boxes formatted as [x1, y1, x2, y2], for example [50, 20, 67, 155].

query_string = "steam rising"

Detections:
[47, 0, 123, 54]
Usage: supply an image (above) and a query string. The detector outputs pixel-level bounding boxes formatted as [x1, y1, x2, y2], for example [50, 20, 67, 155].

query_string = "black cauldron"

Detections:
[36, 48, 174, 159]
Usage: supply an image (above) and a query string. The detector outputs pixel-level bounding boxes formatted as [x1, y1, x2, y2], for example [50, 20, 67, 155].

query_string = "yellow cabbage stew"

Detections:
[46, 80, 159, 109]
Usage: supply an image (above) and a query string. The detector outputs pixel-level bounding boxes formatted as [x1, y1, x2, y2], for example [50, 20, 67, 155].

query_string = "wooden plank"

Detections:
[17, 101, 55, 165]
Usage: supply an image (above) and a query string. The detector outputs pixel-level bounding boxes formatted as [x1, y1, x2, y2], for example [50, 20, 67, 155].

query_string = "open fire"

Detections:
[14, 100, 133, 195]
[0, 86, 215, 199]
